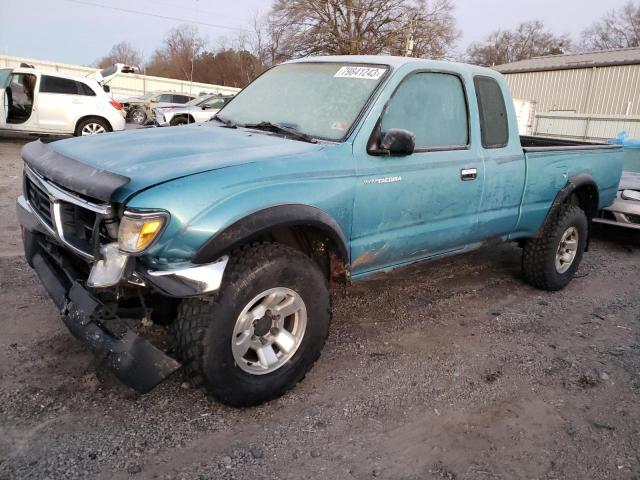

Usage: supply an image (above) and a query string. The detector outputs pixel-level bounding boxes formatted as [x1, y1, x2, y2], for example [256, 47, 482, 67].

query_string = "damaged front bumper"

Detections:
[27, 236, 182, 393]
[16, 195, 228, 393]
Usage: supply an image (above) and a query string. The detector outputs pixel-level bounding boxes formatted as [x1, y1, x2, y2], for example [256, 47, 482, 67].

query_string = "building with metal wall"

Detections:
[494, 48, 640, 140]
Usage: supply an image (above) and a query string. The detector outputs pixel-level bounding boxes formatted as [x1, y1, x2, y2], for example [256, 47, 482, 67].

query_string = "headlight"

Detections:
[621, 189, 640, 201]
[118, 211, 168, 253]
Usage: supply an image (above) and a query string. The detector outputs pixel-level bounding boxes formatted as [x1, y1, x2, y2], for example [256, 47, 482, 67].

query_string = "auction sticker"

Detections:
[334, 66, 386, 80]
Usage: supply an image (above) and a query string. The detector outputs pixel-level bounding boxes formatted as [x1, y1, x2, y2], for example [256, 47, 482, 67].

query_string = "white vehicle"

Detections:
[154, 94, 233, 126]
[0, 64, 131, 136]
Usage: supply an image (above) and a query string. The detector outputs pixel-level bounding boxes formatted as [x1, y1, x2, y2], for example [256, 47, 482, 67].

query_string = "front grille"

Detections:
[59, 202, 99, 253]
[26, 177, 54, 230]
[24, 171, 112, 258]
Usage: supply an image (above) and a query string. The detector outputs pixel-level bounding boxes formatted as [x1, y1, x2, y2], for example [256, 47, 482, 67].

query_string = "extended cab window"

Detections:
[40, 75, 95, 96]
[381, 72, 468, 150]
[474, 76, 508, 148]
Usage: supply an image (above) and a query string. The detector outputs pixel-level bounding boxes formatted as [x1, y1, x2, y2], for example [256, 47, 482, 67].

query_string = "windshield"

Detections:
[191, 95, 213, 106]
[218, 63, 389, 141]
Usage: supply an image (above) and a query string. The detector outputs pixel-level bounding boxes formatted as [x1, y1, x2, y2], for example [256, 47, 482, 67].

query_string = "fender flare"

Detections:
[192, 204, 349, 265]
[535, 173, 599, 247]
[550, 173, 599, 218]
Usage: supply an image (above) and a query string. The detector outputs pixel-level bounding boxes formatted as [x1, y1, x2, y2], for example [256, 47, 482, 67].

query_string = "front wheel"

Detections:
[174, 243, 331, 406]
[75, 117, 110, 136]
[522, 204, 588, 291]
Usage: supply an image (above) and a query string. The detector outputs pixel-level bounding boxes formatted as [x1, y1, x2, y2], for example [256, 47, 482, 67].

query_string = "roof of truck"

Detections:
[288, 55, 500, 76]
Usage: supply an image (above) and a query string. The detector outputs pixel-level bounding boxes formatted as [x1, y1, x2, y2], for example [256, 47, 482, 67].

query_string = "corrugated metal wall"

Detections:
[504, 64, 640, 116]
[0, 54, 240, 98]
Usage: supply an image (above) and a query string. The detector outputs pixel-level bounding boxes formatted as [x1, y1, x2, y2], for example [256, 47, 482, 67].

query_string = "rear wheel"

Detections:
[174, 243, 331, 406]
[128, 107, 147, 125]
[522, 204, 588, 291]
[75, 117, 110, 136]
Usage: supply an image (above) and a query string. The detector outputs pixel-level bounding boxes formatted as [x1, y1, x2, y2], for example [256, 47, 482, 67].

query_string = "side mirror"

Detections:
[380, 128, 415, 156]
[103, 85, 111, 93]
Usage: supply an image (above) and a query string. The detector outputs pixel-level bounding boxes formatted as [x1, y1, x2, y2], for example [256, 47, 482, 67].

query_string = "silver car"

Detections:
[594, 171, 640, 230]
[154, 94, 233, 127]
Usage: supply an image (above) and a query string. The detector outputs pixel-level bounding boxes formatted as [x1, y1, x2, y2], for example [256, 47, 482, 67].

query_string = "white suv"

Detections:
[0, 66, 127, 136]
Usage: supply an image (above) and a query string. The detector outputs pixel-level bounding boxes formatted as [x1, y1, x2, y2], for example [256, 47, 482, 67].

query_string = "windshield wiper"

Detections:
[212, 114, 237, 128]
[243, 121, 317, 144]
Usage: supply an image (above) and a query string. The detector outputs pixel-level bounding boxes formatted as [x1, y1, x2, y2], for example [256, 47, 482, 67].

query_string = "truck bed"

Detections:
[521, 135, 620, 152]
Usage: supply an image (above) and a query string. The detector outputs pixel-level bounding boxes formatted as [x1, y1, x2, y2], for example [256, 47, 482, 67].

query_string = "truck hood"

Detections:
[30, 123, 326, 202]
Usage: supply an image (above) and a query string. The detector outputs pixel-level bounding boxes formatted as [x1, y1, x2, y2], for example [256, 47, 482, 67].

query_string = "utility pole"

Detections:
[190, 0, 198, 94]
[404, 17, 415, 57]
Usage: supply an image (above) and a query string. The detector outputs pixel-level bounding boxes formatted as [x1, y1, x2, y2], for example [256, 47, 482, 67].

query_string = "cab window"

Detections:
[381, 72, 469, 150]
[474, 76, 509, 148]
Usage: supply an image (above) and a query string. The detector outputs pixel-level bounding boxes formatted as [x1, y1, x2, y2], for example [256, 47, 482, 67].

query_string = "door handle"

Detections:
[460, 168, 477, 181]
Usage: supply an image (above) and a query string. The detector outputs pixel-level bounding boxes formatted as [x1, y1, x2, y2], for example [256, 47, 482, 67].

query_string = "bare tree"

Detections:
[241, 11, 290, 67]
[262, 0, 458, 61]
[581, 1, 640, 50]
[96, 42, 143, 70]
[466, 20, 571, 67]
[146, 25, 207, 81]
[195, 49, 265, 88]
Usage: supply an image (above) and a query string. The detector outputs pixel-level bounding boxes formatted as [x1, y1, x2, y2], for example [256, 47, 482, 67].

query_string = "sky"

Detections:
[0, 0, 633, 66]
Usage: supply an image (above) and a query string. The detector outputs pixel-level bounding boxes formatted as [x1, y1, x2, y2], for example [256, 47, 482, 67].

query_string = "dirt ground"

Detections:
[0, 136, 639, 480]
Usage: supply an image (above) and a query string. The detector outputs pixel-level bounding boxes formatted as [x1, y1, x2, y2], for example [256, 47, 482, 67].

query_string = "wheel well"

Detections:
[248, 225, 349, 286]
[172, 114, 194, 124]
[567, 184, 599, 219]
[75, 115, 112, 134]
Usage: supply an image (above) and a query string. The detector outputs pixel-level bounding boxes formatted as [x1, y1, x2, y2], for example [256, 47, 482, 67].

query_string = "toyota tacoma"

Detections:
[16, 56, 624, 406]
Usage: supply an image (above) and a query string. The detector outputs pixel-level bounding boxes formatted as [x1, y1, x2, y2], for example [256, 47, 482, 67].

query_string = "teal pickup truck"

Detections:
[16, 56, 623, 406]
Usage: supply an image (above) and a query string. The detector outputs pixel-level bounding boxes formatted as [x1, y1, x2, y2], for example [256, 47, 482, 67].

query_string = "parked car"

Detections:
[594, 133, 640, 230]
[594, 171, 640, 229]
[0, 64, 129, 136]
[154, 94, 234, 126]
[16, 56, 624, 407]
[120, 91, 197, 124]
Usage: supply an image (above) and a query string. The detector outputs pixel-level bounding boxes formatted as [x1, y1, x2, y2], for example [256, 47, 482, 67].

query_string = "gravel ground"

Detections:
[0, 136, 639, 480]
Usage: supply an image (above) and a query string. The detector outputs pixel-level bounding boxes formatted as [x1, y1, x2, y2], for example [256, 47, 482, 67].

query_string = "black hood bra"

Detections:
[21, 140, 130, 202]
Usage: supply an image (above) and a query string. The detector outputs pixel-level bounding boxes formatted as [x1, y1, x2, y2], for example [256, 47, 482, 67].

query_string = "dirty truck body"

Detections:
[16, 56, 623, 406]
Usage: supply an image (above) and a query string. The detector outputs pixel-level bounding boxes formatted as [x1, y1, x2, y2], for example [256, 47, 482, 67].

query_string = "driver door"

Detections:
[351, 71, 485, 276]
